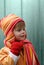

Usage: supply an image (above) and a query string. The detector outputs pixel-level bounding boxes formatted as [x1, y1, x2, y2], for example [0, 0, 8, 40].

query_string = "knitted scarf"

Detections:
[0, 40, 40, 65]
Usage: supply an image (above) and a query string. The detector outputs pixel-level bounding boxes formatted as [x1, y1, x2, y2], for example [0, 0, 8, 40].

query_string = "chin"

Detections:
[20, 38, 26, 41]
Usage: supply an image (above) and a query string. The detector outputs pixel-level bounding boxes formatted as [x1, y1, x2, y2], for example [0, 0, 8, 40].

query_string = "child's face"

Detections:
[13, 21, 27, 41]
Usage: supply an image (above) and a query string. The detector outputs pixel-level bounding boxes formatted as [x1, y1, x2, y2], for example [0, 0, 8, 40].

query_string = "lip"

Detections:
[20, 35, 25, 37]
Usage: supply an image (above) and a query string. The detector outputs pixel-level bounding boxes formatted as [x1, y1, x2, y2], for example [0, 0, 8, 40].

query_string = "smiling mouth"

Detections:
[20, 35, 25, 37]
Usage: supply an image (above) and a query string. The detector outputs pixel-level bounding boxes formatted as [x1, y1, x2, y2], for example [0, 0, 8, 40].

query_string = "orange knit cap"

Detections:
[0, 14, 24, 36]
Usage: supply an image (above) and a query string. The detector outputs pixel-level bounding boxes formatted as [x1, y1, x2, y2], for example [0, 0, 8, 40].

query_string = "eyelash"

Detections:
[17, 28, 25, 32]
[17, 29, 21, 31]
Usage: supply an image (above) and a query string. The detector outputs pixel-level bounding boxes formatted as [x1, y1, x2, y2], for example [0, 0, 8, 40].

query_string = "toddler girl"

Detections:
[0, 14, 40, 65]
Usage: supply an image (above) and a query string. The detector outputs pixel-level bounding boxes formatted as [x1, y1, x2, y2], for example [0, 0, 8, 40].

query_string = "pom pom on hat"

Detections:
[0, 14, 24, 36]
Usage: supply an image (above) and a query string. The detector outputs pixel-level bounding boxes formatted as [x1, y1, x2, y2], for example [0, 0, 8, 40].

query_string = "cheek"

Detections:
[15, 34, 21, 40]
[14, 32, 20, 37]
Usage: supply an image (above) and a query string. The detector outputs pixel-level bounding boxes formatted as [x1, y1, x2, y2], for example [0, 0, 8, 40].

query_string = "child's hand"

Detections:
[11, 41, 24, 56]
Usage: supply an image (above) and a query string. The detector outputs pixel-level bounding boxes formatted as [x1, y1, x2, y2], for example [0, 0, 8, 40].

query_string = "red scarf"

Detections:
[10, 40, 24, 56]
[24, 40, 40, 65]
[10, 39, 40, 65]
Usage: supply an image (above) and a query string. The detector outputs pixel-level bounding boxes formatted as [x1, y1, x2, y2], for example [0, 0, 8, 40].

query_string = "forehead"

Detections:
[14, 21, 25, 29]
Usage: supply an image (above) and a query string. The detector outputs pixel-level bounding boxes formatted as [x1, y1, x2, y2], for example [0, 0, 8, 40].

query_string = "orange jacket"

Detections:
[0, 41, 40, 65]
